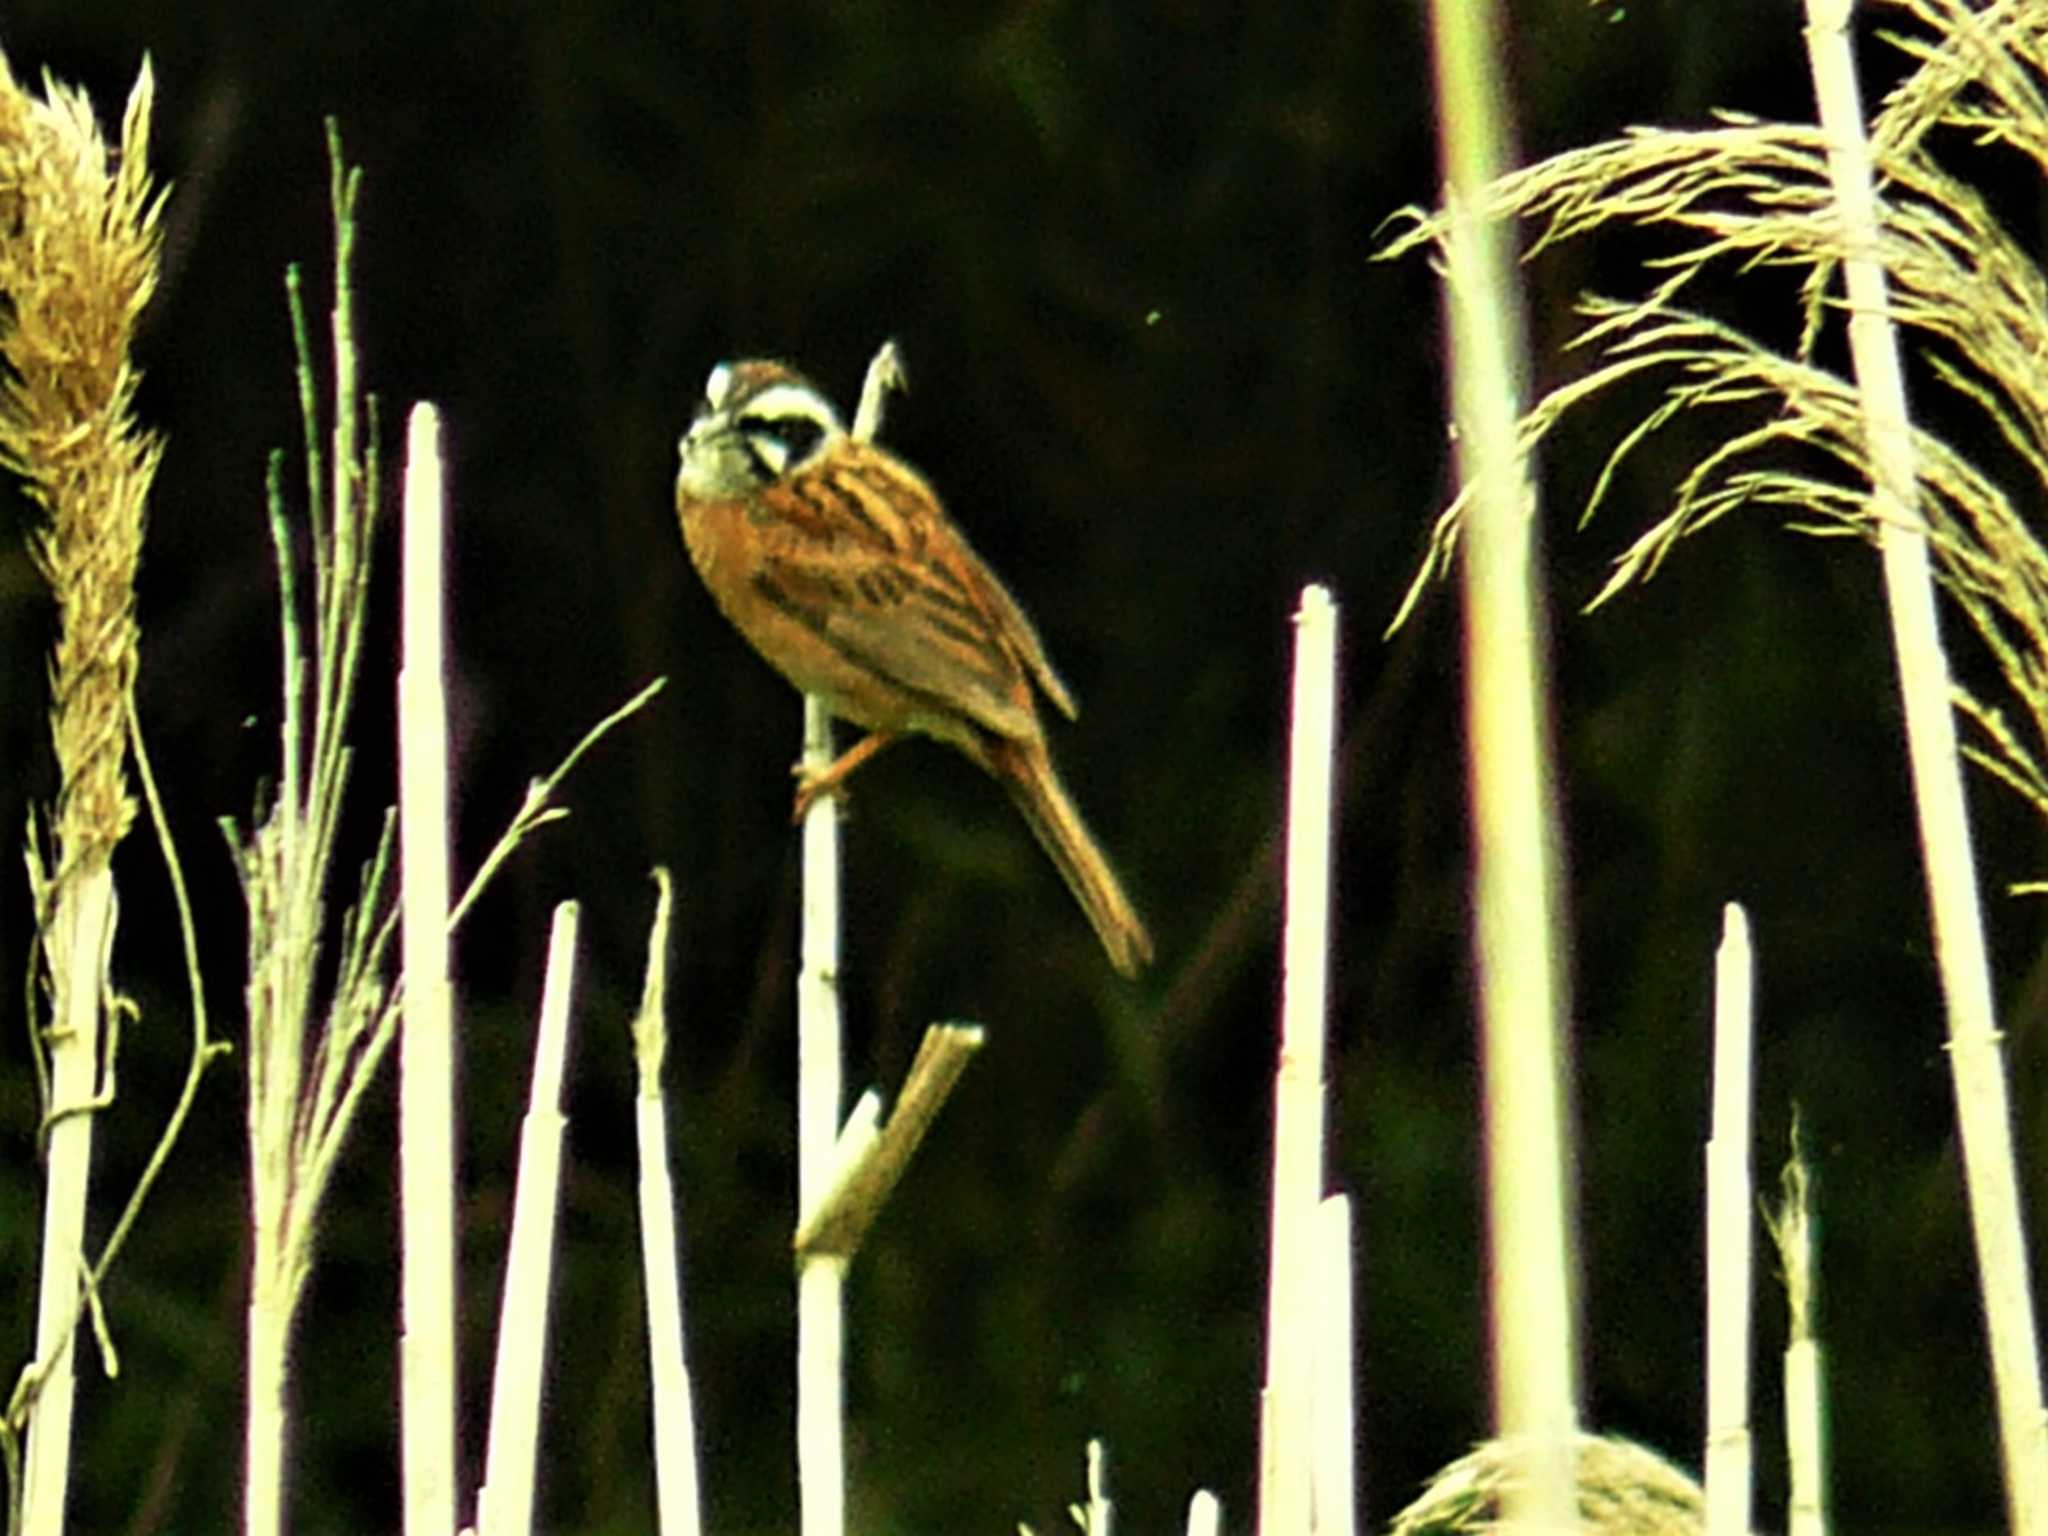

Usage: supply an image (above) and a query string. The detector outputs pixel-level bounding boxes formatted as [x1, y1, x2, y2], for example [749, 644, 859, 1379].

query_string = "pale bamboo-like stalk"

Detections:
[399, 401, 458, 1536]
[1426, 0, 1579, 1526]
[21, 869, 115, 1536]
[1768, 1138, 1828, 1536]
[1080, 1439, 1113, 1536]
[1311, 1194, 1357, 1536]
[1784, 1325, 1827, 1536]
[1802, 5, 2048, 1530]
[1258, 584, 1339, 1536]
[794, 1255, 845, 1536]
[1704, 904, 1754, 1536]
[796, 688, 847, 1536]
[244, 1040, 306, 1536]
[631, 869, 705, 1536]
[791, 339, 910, 1536]
[1185, 1490, 1222, 1536]
[477, 902, 582, 1536]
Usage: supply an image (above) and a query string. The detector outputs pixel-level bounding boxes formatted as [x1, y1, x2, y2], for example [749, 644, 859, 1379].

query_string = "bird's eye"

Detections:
[766, 416, 824, 461]
[738, 412, 826, 480]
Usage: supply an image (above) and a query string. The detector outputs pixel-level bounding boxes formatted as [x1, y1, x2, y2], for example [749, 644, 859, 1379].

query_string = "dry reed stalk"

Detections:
[1766, 1130, 1828, 1536]
[477, 901, 582, 1536]
[1703, 904, 1754, 1536]
[1258, 584, 1340, 1536]
[786, 341, 995, 1536]
[1802, 4, 2048, 1526]
[397, 401, 457, 1535]
[794, 341, 894, 1536]
[0, 47, 164, 1535]
[631, 870, 706, 1536]
[1424, 0, 1581, 1526]
[1311, 1194, 1357, 1536]
[232, 131, 383, 1536]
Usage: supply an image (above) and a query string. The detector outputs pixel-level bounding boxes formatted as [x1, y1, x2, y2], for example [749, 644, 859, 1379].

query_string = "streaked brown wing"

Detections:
[827, 439, 1079, 722]
[750, 447, 1045, 741]
[947, 536, 1078, 721]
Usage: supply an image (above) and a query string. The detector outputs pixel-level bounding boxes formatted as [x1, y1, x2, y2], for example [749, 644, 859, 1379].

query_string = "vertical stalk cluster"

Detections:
[1385, 2, 2048, 1526]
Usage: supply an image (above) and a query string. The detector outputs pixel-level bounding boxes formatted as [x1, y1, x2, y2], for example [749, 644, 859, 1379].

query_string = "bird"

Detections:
[674, 346, 1154, 977]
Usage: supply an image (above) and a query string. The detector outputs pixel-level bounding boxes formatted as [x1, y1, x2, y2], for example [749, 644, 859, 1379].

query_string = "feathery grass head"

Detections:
[1378, 2, 2048, 830]
[0, 50, 166, 875]
[1390, 1434, 1706, 1536]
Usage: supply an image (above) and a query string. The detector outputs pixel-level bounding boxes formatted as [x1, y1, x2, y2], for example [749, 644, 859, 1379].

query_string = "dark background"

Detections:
[0, 2, 2041, 1531]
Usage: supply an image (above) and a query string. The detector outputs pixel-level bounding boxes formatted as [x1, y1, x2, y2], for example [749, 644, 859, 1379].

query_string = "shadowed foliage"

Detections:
[0, 2, 2042, 1531]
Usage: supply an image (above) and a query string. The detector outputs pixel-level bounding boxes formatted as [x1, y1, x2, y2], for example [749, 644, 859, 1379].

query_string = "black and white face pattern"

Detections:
[676, 360, 848, 501]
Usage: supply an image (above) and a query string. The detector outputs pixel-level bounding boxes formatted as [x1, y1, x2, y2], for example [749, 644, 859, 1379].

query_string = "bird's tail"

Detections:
[995, 737, 1154, 978]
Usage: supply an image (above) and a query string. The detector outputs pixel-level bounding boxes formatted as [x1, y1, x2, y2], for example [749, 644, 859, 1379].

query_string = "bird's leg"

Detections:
[791, 730, 901, 823]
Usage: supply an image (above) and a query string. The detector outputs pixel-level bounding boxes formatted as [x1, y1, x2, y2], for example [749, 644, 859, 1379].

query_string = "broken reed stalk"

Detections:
[775, 339, 1009, 1536]
[1703, 904, 1754, 1536]
[1311, 1194, 1358, 1536]
[792, 338, 900, 1536]
[1767, 1131, 1828, 1536]
[1801, 3, 2048, 1528]
[631, 870, 707, 1536]
[1424, 0, 1580, 1524]
[1081, 1440, 1113, 1536]
[1258, 583, 1340, 1536]
[397, 401, 458, 1536]
[796, 691, 847, 1536]
[793, 1024, 983, 1263]
[477, 901, 582, 1536]
[0, 47, 165, 1535]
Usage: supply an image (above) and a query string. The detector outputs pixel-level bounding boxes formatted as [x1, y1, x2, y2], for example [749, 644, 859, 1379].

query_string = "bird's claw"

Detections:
[789, 761, 849, 824]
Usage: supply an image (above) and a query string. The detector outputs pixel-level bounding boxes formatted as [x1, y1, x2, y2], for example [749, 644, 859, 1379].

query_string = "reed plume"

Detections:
[0, 45, 166, 1535]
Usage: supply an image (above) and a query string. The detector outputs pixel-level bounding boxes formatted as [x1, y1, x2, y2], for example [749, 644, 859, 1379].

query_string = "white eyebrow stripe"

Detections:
[739, 383, 844, 432]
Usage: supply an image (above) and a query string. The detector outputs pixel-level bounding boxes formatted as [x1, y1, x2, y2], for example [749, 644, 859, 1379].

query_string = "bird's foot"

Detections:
[789, 730, 900, 824]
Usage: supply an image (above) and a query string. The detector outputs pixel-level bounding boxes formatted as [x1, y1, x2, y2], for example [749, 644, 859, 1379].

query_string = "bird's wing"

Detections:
[751, 449, 1049, 741]
[950, 538, 1079, 721]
